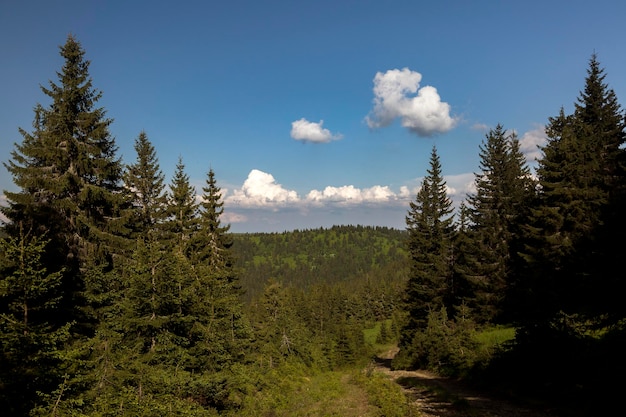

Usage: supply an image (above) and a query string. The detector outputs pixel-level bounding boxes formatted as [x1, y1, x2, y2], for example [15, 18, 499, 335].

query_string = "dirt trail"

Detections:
[374, 347, 557, 417]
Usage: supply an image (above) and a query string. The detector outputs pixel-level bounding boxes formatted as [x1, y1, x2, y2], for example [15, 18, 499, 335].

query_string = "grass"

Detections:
[362, 322, 380, 345]
[474, 325, 515, 349]
[234, 358, 419, 417]
[363, 319, 395, 349]
[236, 367, 376, 417]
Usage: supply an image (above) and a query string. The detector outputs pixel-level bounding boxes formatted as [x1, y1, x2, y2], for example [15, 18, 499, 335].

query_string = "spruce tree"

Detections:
[451, 202, 479, 315]
[1, 35, 127, 414]
[522, 55, 626, 330]
[574, 55, 626, 326]
[2, 35, 126, 333]
[165, 157, 198, 256]
[395, 146, 454, 369]
[251, 278, 301, 368]
[190, 168, 233, 268]
[47, 134, 169, 416]
[0, 225, 71, 415]
[464, 125, 535, 324]
[3, 35, 126, 266]
[124, 131, 168, 239]
[187, 168, 250, 370]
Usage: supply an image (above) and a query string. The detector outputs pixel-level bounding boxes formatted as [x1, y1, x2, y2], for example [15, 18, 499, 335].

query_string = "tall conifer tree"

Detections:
[187, 168, 249, 369]
[124, 131, 167, 239]
[191, 168, 233, 269]
[166, 157, 198, 256]
[2, 36, 126, 338]
[522, 55, 626, 330]
[395, 146, 454, 368]
[3, 35, 126, 268]
[574, 55, 626, 326]
[463, 125, 535, 324]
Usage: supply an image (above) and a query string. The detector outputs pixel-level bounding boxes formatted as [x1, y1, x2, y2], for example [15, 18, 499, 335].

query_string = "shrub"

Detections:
[394, 308, 479, 376]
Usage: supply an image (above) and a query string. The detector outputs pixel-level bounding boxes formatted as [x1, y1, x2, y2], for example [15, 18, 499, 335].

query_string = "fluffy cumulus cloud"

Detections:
[225, 170, 409, 211]
[306, 185, 396, 206]
[365, 68, 457, 137]
[290, 118, 343, 143]
[519, 125, 547, 163]
[398, 186, 412, 198]
[221, 170, 483, 231]
[225, 169, 300, 208]
[224, 169, 482, 213]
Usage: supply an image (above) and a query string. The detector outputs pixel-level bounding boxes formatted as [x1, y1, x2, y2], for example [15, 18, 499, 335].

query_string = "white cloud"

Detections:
[225, 169, 407, 211]
[365, 68, 457, 137]
[223, 169, 481, 225]
[361, 185, 396, 202]
[444, 173, 476, 200]
[225, 169, 300, 208]
[307, 185, 361, 203]
[219, 170, 488, 231]
[221, 211, 248, 224]
[306, 184, 396, 206]
[291, 118, 343, 143]
[519, 125, 547, 163]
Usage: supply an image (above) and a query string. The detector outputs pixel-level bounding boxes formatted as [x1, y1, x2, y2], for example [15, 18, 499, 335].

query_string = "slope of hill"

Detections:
[232, 225, 409, 303]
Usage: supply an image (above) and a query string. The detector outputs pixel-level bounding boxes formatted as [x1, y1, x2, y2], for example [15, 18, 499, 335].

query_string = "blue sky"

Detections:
[1, 0, 625, 232]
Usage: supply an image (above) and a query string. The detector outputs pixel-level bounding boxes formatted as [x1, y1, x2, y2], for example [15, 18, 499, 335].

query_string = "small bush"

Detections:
[394, 308, 479, 376]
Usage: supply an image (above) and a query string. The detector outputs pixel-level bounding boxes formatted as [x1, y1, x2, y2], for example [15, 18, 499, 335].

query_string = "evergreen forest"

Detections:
[1, 35, 625, 416]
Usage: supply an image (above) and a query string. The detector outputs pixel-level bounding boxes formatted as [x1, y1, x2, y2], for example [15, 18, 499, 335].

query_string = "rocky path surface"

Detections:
[374, 348, 558, 417]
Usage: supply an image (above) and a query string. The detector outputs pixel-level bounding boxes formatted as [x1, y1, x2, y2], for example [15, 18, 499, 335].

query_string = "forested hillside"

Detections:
[234, 226, 409, 384]
[232, 225, 408, 301]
